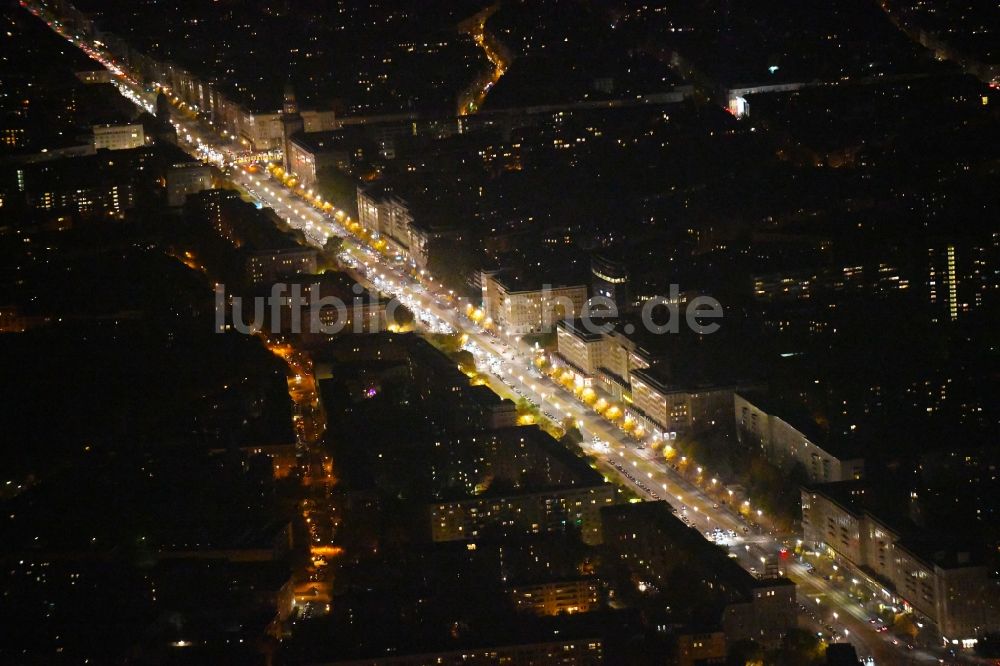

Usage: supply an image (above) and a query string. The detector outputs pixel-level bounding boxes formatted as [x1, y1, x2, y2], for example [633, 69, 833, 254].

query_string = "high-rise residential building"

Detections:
[926, 237, 999, 322]
[280, 82, 304, 171]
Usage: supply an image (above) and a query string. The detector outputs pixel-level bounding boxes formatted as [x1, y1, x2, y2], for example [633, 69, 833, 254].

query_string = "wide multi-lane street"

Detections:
[219, 163, 949, 665]
[207, 149, 924, 666]
[26, 2, 978, 661]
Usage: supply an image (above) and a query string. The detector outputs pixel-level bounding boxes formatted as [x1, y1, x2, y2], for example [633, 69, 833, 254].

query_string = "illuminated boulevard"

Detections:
[23, 1, 987, 661]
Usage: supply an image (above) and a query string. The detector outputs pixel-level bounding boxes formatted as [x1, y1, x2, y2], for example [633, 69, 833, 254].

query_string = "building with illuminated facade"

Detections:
[357, 184, 415, 257]
[554, 318, 654, 397]
[801, 482, 1000, 643]
[481, 270, 588, 336]
[590, 252, 632, 314]
[555, 319, 755, 436]
[356, 182, 469, 270]
[92, 123, 145, 151]
[630, 366, 747, 436]
[285, 129, 373, 187]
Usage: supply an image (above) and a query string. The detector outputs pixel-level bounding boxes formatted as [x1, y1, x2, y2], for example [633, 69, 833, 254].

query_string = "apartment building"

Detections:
[246, 247, 319, 285]
[801, 483, 1000, 641]
[554, 318, 656, 388]
[357, 184, 414, 255]
[508, 577, 600, 616]
[602, 501, 797, 649]
[735, 392, 865, 483]
[555, 319, 754, 435]
[430, 484, 616, 546]
[285, 128, 373, 187]
[166, 162, 213, 206]
[630, 366, 747, 436]
[92, 123, 145, 151]
[482, 271, 589, 336]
